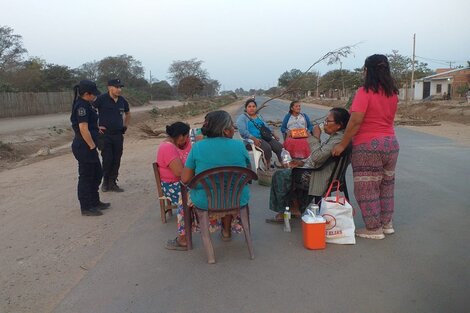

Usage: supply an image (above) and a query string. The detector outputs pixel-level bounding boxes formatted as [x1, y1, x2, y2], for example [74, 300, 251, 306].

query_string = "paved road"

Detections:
[53, 97, 469, 313]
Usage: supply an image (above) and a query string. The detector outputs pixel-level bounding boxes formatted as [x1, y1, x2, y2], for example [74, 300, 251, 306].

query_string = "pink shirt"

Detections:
[156, 140, 191, 182]
[350, 87, 398, 145]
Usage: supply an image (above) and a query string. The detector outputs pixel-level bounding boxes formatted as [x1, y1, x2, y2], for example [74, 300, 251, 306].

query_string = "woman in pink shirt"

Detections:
[332, 54, 400, 239]
[156, 122, 191, 249]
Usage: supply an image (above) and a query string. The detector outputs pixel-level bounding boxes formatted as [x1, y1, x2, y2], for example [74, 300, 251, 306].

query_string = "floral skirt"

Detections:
[161, 181, 243, 236]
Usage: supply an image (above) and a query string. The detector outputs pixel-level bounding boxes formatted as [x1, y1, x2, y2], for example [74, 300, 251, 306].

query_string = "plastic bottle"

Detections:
[281, 148, 292, 166]
[189, 128, 196, 144]
[309, 203, 320, 216]
[283, 206, 291, 232]
[318, 123, 325, 133]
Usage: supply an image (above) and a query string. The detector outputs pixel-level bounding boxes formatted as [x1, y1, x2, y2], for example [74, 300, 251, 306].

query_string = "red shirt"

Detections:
[350, 87, 398, 145]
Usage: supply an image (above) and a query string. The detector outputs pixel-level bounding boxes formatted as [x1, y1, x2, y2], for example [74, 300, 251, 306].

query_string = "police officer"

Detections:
[71, 80, 111, 216]
[94, 78, 131, 192]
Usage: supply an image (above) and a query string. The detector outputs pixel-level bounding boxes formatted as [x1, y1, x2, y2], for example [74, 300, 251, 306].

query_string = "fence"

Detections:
[0, 92, 73, 118]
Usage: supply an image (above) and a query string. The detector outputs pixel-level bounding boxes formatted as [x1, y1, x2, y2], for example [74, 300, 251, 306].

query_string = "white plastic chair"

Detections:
[244, 138, 267, 171]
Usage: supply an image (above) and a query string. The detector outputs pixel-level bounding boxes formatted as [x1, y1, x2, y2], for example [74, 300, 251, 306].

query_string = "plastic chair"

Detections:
[243, 138, 267, 171]
[291, 144, 352, 201]
[152, 162, 177, 223]
[181, 166, 258, 264]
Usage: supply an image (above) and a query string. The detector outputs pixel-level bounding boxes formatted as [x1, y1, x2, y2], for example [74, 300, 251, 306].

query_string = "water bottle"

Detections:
[189, 128, 196, 144]
[318, 123, 325, 133]
[308, 203, 320, 216]
[281, 148, 292, 166]
[283, 206, 291, 232]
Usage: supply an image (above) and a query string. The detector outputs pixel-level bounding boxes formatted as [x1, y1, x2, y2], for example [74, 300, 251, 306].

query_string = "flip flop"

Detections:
[265, 217, 284, 224]
[165, 237, 188, 251]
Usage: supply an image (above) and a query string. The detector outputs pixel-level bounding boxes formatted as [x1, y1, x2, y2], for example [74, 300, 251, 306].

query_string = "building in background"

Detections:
[414, 68, 470, 100]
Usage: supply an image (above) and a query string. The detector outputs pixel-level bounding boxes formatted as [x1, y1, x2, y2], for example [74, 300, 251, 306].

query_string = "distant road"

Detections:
[0, 101, 183, 135]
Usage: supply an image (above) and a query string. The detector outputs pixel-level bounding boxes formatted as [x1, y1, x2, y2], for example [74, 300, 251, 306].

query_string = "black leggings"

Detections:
[259, 139, 283, 163]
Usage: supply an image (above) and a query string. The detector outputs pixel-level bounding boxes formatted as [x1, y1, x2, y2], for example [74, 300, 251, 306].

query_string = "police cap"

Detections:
[79, 80, 101, 96]
[107, 78, 125, 87]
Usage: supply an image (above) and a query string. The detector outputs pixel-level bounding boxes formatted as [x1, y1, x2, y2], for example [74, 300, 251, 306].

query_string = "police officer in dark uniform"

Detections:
[94, 78, 131, 192]
[71, 80, 111, 216]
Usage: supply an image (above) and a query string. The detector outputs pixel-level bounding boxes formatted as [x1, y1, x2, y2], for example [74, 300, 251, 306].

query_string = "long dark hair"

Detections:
[363, 54, 398, 97]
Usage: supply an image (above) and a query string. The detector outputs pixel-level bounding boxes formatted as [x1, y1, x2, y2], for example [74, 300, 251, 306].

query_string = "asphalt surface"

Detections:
[53, 97, 470, 313]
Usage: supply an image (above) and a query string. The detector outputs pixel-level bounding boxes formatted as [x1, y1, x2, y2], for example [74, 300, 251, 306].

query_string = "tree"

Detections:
[149, 80, 174, 100]
[168, 58, 208, 86]
[201, 79, 220, 97]
[386, 50, 432, 87]
[42, 64, 76, 91]
[97, 54, 145, 87]
[278, 69, 303, 88]
[76, 61, 100, 81]
[0, 26, 27, 71]
[8, 57, 45, 91]
[320, 69, 362, 94]
[177, 76, 204, 98]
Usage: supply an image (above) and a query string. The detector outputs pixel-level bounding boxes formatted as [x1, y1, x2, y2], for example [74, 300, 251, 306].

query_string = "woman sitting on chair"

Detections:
[236, 99, 283, 167]
[156, 122, 192, 250]
[281, 100, 313, 159]
[266, 107, 350, 223]
[181, 110, 252, 242]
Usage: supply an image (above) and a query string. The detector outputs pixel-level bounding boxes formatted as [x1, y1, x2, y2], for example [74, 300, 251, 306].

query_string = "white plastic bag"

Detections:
[320, 180, 356, 244]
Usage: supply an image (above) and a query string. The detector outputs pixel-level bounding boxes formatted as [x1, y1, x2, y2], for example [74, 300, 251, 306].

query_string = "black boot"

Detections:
[101, 179, 109, 192]
[81, 207, 103, 216]
[109, 179, 124, 192]
[95, 201, 111, 210]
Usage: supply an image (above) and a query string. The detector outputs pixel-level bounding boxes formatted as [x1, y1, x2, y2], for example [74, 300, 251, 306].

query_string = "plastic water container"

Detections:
[301, 209, 326, 250]
[281, 148, 292, 166]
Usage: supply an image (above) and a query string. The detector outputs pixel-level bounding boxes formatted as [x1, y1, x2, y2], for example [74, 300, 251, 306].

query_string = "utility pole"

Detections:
[449, 61, 453, 68]
[340, 62, 345, 99]
[149, 70, 152, 84]
[410, 33, 416, 102]
[316, 72, 320, 98]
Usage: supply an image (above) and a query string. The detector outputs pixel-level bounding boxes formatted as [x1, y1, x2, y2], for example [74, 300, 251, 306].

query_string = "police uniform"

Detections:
[71, 91, 103, 214]
[94, 79, 129, 191]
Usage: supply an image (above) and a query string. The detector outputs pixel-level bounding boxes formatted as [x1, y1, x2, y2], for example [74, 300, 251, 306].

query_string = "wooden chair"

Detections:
[181, 166, 258, 264]
[152, 162, 177, 223]
[291, 144, 352, 202]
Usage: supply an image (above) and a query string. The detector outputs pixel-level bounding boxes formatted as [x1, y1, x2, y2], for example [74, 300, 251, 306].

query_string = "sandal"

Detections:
[265, 213, 284, 224]
[165, 237, 188, 251]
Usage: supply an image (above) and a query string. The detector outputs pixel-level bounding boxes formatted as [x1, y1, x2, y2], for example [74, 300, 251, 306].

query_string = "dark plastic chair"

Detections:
[291, 144, 352, 201]
[181, 166, 258, 264]
[152, 162, 176, 223]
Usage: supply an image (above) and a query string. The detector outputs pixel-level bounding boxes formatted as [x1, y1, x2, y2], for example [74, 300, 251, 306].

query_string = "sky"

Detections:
[1, 0, 469, 90]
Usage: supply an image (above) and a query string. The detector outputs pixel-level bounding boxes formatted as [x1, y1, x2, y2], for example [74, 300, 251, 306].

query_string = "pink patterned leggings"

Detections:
[352, 136, 399, 230]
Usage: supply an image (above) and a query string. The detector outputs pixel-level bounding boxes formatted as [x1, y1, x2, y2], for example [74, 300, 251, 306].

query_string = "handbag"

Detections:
[319, 180, 356, 244]
[246, 114, 273, 142]
[290, 128, 308, 139]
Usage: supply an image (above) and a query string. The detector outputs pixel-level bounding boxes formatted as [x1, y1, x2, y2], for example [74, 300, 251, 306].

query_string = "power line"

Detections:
[415, 55, 464, 67]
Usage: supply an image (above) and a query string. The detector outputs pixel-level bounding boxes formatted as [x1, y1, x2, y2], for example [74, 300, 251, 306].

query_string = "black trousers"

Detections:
[99, 133, 124, 181]
[72, 140, 102, 210]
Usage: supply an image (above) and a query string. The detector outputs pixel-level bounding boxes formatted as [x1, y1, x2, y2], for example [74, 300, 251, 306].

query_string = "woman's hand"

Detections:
[252, 137, 262, 147]
[273, 134, 280, 141]
[312, 124, 321, 139]
[286, 130, 292, 138]
[289, 159, 304, 168]
[332, 143, 346, 157]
